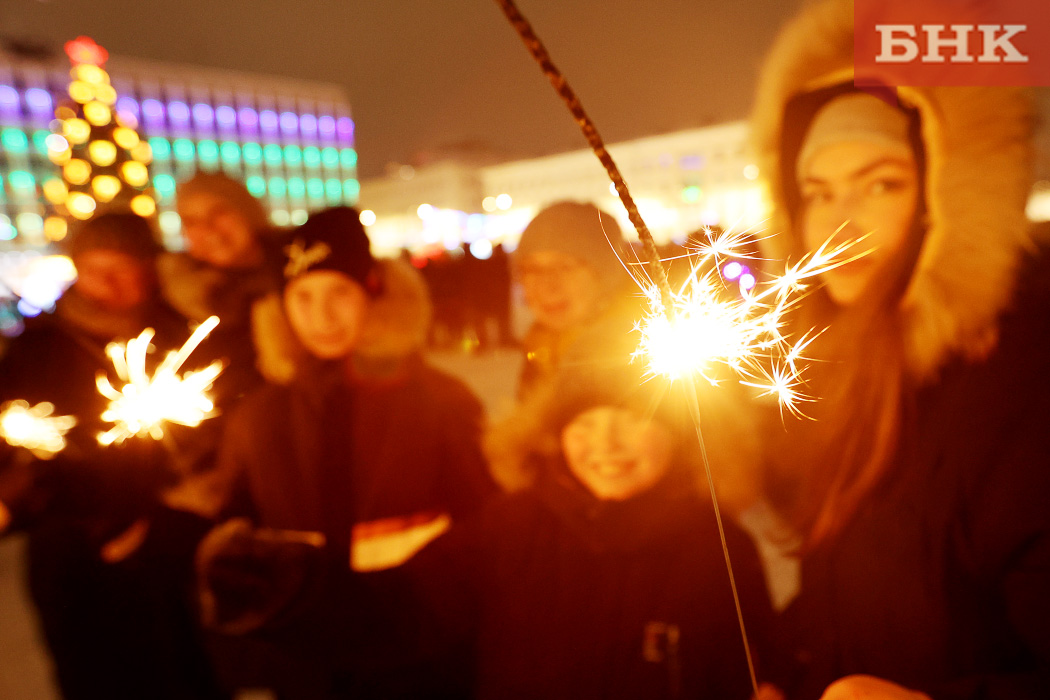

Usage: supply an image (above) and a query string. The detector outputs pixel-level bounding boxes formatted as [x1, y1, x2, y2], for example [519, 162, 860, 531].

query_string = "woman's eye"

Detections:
[801, 188, 831, 205]
[869, 178, 906, 195]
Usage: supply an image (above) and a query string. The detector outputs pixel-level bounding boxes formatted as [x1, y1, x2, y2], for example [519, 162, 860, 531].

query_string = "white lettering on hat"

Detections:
[284, 238, 332, 279]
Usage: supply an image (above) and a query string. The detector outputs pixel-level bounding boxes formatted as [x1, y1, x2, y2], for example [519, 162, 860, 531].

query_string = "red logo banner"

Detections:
[855, 0, 1050, 86]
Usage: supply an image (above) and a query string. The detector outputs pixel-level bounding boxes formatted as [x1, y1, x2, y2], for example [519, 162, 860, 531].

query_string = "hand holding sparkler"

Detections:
[0, 400, 77, 459]
[96, 316, 224, 446]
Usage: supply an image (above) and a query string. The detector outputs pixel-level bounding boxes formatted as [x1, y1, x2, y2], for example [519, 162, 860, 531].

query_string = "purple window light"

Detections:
[299, 114, 317, 135]
[317, 115, 336, 137]
[192, 102, 215, 126]
[116, 96, 140, 118]
[141, 99, 165, 122]
[215, 105, 237, 129]
[237, 107, 259, 131]
[168, 101, 191, 123]
[24, 88, 53, 113]
[722, 261, 743, 281]
[279, 111, 298, 134]
[336, 117, 354, 142]
[0, 85, 20, 110]
[259, 110, 279, 132]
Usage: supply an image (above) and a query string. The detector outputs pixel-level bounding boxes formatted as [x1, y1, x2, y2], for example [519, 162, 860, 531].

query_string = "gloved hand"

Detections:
[196, 518, 326, 634]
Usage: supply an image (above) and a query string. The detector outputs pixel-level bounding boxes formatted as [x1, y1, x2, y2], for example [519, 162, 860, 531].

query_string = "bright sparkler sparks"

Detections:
[96, 316, 224, 446]
[633, 226, 868, 417]
[0, 400, 77, 459]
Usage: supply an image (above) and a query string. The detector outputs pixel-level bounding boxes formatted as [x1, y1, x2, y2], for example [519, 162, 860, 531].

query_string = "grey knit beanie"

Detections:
[515, 201, 626, 286]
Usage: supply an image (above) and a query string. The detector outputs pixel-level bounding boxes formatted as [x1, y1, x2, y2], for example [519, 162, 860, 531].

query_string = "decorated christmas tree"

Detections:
[43, 36, 156, 240]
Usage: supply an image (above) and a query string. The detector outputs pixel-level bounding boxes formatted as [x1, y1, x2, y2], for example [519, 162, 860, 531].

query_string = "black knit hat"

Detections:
[65, 213, 162, 260]
[282, 207, 378, 293]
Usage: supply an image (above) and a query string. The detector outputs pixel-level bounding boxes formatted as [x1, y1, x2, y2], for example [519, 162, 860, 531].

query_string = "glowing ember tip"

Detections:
[0, 400, 77, 459]
[96, 316, 224, 445]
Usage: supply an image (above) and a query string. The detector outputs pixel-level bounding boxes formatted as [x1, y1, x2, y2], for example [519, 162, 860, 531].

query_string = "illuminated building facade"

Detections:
[0, 46, 357, 249]
[359, 122, 766, 257]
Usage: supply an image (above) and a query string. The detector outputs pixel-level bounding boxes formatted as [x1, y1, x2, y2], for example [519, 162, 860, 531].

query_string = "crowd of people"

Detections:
[1, 0, 1049, 698]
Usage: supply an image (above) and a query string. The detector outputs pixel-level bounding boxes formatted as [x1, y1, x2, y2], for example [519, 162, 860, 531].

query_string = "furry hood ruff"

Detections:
[251, 258, 433, 385]
[751, 0, 1036, 380]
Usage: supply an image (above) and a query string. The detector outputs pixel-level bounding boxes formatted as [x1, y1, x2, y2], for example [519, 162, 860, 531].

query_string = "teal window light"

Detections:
[220, 142, 241, 164]
[149, 137, 171, 160]
[242, 142, 263, 165]
[263, 144, 283, 166]
[197, 140, 220, 163]
[172, 139, 195, 162]
[287, 177, 306, 199]
[245, 175, 267, 197]
[320, 147, 339, 168]
[268, 176, 287, 198]
[1, 129, 29, 153]
[342, 179, 360, 203]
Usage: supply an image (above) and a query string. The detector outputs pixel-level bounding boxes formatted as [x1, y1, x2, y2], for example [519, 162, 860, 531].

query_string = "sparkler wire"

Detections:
[493, 0, 672, 311]
[495, 0, 760, 694]
[683, 378, 760, 694]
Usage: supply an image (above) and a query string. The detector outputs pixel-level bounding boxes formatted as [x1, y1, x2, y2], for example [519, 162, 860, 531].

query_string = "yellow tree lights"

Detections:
[42, 37, 156, 239]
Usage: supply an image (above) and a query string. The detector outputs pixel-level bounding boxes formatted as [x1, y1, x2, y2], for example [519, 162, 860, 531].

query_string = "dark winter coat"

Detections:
[216, 353, 494, 556]
[403, 462, 773, 700]
[768, 246, 1050, 700]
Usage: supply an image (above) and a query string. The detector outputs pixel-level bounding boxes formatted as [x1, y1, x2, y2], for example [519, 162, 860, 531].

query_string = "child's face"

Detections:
[560, 406, 675, 501]
[518, 250, 603, 332]
[284, 270, 369, 360]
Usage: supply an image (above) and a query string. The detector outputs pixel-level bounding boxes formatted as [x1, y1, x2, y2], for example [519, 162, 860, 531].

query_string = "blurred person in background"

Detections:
[513, 201, 638, 398]
[0, 212, 226, 700]
[158, 172, 286, 403]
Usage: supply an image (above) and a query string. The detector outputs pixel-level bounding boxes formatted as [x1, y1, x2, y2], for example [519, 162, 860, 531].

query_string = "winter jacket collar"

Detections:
[533, 456, 704, 554]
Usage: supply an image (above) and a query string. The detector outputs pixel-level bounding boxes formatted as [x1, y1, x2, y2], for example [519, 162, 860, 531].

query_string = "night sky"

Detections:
[1, 0, 802, 177]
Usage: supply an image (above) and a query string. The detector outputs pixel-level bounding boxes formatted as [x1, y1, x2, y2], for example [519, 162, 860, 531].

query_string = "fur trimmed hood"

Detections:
[251, 258, 433, 385]
[751, 0, 1037, 380]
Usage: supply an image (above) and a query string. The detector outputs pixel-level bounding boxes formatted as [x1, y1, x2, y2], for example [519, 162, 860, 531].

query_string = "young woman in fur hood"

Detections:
[194, 207, 496, 699]
[750, 1, 1050, 699]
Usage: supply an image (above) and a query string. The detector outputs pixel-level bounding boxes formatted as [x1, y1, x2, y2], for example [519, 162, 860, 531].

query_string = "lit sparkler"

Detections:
[0, 400, 77, 459]
[96, 316, 224, 446]
[632, 226, 868, 417]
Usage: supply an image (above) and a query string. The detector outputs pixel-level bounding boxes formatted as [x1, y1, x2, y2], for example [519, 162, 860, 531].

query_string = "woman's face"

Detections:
[560, 405, 675, 501]
[799, 140, 920, 305]
[519, 250, 603, 332]
[178, 192, 261, 269]
[284, 270, 369, 359]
